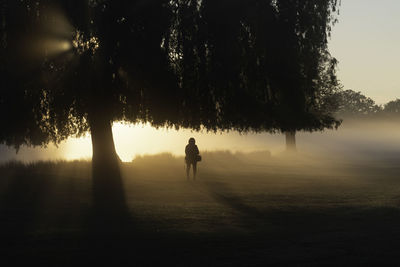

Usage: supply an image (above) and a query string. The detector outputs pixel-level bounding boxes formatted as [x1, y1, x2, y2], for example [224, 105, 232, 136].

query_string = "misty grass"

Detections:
[1, 151, 399, 229]
[1, 151, 400, 265]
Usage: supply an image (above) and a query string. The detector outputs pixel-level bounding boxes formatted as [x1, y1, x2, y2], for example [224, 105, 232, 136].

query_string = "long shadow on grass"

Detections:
[199, 179, 400, 238]
[199, 180, 270, 230]
[89, 161, 133, 234]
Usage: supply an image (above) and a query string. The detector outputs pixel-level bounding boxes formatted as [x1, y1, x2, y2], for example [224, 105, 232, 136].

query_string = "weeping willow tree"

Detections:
[1, 0, 184, 214]
[1, 0, 340, 212]
[167, 0, 341, 152]
[271, 0, 342, 151]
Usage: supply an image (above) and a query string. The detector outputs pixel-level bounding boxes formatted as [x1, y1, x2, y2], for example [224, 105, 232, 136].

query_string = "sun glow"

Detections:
[39, 39, 72, 56]
[112, 122, 189, 162]
[25, 7, 75, 58]
[62, 135, 92, 161]
[4, 119, 400, 164]
[60, 122, 284, 162]
[61, 122, 192, 162]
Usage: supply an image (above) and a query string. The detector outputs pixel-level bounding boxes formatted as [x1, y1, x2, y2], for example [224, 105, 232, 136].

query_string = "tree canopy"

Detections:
[1, 0, 341, 159]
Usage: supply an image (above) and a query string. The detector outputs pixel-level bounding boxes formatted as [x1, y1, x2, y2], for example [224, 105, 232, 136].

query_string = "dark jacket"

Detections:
[185, 144, 199, 163]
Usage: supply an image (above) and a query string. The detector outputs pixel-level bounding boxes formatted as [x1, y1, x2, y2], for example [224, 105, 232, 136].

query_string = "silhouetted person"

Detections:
[185, 137, 200, 180]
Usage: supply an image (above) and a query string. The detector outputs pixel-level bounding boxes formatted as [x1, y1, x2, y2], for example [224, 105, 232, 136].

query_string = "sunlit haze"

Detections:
[2, 120, 400, 163]
[0, 122, 284, 162]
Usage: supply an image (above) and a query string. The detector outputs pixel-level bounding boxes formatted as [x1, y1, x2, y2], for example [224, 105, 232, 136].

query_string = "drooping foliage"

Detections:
[169, 0, 341, 132]
[1, 0, 341, 153]
[272, 0, 341, 132]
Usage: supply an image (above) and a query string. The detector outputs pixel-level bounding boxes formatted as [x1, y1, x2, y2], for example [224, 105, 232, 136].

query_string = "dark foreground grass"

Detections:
[1, 151, 400, 266]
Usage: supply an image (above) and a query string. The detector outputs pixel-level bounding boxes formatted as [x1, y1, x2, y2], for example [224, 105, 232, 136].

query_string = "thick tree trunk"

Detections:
[90, 113, 120, 167]
[285, 131, 297, 152]
[88, 111, 129, 225]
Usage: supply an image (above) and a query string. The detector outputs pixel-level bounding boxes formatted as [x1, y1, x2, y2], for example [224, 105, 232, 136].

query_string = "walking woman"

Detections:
[185, 137, 200, 180]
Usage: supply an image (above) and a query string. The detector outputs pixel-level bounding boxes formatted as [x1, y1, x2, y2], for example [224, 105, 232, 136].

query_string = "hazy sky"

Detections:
[329, 0, 400, 104]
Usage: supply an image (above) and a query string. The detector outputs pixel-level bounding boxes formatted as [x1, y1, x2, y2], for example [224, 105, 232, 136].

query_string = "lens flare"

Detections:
[39, 39, 72, 56]
[21, 6, 75, 60]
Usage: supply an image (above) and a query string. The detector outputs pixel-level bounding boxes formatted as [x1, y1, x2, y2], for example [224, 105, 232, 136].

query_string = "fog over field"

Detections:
[1, 120, 399, 265]
[1, 119, 399, 165]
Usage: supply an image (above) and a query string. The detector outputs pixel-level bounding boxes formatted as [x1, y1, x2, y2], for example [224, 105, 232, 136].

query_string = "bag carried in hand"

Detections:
[196, 155, 202, 162]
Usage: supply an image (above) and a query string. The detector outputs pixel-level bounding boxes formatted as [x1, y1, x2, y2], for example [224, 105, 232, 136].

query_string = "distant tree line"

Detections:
[283, 88, 399, 151]
[334, 89, 400, 119]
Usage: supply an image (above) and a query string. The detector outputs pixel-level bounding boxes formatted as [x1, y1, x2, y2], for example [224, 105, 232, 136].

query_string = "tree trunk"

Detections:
[285, 131, 297, 152]
[88, 111, 129, 225]
[90, 112, 120, 167]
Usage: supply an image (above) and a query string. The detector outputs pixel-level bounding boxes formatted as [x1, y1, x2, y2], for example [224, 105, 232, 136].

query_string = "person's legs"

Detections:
[193, 162, 197, 180]
[186, 161, 190, 179]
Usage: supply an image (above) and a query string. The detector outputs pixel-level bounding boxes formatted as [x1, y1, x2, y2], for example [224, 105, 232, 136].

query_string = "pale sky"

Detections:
[329, 0, 400, 104]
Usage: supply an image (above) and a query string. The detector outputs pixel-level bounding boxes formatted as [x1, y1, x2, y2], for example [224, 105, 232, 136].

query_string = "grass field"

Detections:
[1, 150, 400, 266]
